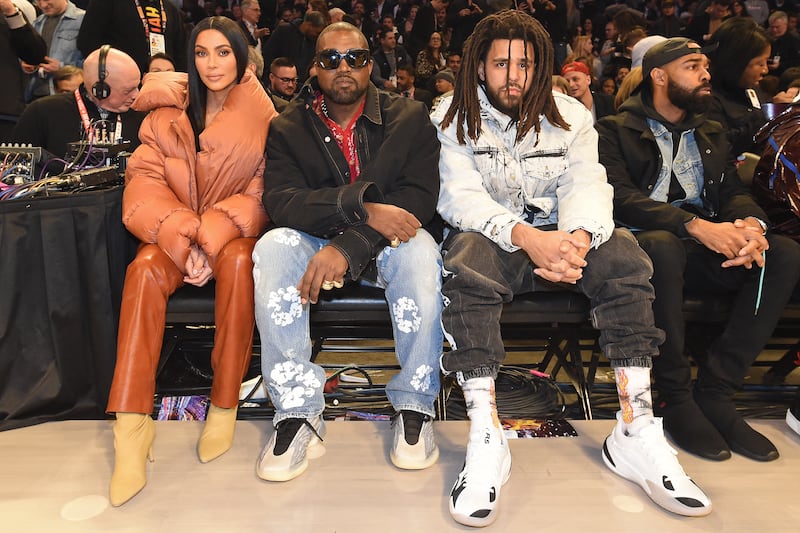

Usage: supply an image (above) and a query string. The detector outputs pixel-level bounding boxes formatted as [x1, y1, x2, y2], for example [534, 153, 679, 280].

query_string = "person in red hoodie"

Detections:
[106, 16, 277, 507]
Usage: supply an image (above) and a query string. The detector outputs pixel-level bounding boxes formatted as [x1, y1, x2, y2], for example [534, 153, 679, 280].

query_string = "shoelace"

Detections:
[273, 418, 323, 455]
[634, 422, 689, 478]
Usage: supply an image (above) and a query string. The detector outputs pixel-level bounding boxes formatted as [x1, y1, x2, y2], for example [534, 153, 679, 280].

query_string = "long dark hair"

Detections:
[187, 16, 250, 130]
[441, 10, 569, 144]
[708, 17, 771, 91]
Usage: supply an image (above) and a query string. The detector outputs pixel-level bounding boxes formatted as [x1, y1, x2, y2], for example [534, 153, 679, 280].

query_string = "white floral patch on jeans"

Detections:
[270, 361, 322, 409]
[273, 229, 302, 247]
[392, 296, 422, 333]
[268, 286, 303, 326]
[410, 364, 433, 392]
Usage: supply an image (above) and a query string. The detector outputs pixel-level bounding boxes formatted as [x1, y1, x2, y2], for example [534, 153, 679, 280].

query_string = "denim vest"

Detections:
[647, 117, 705, 210]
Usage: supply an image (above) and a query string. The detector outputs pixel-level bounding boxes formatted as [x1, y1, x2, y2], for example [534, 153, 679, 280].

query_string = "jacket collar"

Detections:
[64, 1, 82, 19]
[477, 86, 516, 131]
[618, 92, 721, 136]
[299, 77, 383, 126]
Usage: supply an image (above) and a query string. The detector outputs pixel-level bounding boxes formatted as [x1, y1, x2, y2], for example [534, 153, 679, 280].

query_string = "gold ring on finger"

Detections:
[390, 236, 400, 248]
[321, 280, 334, 290]
[332, 280, 344, 289]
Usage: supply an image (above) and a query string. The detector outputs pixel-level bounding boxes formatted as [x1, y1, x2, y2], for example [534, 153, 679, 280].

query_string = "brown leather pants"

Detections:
[107, 238, 257, 414]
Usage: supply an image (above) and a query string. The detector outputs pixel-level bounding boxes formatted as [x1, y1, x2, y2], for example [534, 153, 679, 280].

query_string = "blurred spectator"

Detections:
[653, 0, 683, 38]
[370, 24, 412, 91]
[415, 30, 446, 89]
[53, 64, 83, 93]
[396, 63, 433, 109]
[23, 0, 85, 101]
[240, 0, 270, 57]
[447, 0, 485, 54]
[77, 0, 187, 73]
[767, 11, 800, 77]
[601, 76, 616, 95]
[263, 10, 326, 84]
[409, 0, 448, 59]
[614, 66, 642, 110]
[0, 0, 46, 140]
[561, 60, 615, 122]
[683, 0, 731, 44]
[446, 48, 461, 76]
[268, 56, 298, 102]
[430, 66, 454, 112]
[707, 17, 771, 156]
[148, 51, 176, 72]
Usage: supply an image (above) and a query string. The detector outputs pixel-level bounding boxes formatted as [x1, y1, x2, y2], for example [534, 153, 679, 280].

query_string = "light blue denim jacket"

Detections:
[30, 2, 85, 95]
[432, 89, 614, 253]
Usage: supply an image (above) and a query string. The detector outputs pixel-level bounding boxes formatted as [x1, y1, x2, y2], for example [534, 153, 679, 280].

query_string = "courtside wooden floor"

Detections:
[1, 418, 799, 532]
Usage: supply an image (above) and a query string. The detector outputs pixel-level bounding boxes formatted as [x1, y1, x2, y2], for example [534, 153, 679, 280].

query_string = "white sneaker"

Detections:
[449, 424, 512, 527]
[256, 416, 326, 482]
[602, 412, 712, 517]
[390, 410, 439, 470]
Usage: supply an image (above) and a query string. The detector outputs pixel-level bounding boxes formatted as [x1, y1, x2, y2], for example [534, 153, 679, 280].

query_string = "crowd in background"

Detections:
[5, 0, 800, 113]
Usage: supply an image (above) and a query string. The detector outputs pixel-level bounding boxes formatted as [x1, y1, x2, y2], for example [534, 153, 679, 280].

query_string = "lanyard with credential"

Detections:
[74, 88, 94, 136]
[134, 0, 166, 38]
[74, 89, 122, 143]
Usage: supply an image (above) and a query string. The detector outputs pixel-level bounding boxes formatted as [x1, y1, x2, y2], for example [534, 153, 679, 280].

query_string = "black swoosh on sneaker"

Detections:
[451, 474, 468, 505]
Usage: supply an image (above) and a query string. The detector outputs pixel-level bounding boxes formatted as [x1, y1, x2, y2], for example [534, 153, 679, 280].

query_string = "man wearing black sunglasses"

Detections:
[253, 22, 444, 483]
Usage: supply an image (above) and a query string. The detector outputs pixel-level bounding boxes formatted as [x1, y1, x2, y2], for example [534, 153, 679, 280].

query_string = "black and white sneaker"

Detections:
[602, 412, 712, 517]
[787, 396, 800, 437]
[390, 410, 439, 470]
[449, 424, 511, 527]
[256, 416, 325, 482]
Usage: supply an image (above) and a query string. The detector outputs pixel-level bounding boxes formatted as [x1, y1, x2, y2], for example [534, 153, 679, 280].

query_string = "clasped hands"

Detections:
[297, 202, 420, 304]
[184, 244, 214, 287]
[686, 217, 768, 269]
[512, 224, 590, 284]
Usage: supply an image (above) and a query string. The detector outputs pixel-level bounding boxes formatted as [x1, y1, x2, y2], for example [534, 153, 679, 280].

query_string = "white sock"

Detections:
[461, 376, 501, 435]
[614, 366, 654, 433]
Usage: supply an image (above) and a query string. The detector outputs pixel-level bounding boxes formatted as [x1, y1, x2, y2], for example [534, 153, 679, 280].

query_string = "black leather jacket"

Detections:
[263, 79, 441, 280]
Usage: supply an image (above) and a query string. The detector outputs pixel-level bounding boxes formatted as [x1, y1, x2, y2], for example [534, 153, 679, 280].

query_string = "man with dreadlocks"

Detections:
[431, 11, 712, 526]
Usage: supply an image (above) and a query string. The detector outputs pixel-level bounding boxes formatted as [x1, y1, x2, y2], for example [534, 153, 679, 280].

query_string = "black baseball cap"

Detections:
[641, 37, 717, 87]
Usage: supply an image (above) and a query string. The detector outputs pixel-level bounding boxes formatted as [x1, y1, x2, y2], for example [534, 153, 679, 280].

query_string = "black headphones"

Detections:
[92, 45, 112, 100]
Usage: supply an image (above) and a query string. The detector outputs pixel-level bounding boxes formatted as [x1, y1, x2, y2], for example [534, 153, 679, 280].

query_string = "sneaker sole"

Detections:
[390, 444, 440, 470]
[449, 448, 512, 528]
[787, 409, 800, 436]
[602, 437, 712, 517]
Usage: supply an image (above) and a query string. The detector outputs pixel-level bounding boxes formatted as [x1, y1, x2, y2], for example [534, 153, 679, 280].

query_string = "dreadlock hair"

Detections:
[441, 10, 569, 145]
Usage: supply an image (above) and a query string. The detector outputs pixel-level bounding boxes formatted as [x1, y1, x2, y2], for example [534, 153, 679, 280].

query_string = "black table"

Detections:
[0, 186, 137, 430]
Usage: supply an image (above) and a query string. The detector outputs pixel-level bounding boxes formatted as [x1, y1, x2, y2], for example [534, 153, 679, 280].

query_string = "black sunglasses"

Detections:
[316, 48, 371, 70]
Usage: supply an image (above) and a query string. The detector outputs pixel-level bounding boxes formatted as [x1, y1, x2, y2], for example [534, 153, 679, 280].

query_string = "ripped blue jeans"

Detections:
[252, 227, 443, 424]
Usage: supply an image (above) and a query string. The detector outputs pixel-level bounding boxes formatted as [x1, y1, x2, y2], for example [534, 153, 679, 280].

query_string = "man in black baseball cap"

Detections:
[598, 37, 800, 464]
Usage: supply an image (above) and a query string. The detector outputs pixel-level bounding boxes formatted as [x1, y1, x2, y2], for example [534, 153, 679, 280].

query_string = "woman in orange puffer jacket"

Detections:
[106, 16, 277, 506]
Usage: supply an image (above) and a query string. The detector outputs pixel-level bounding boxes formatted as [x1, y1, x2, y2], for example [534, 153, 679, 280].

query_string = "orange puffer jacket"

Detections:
[123, 70, 276, 272]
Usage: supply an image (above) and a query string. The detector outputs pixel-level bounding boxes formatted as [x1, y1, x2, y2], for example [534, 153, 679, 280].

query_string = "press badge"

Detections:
[149, 33, 166, 56]
[746, 88, 761, 109]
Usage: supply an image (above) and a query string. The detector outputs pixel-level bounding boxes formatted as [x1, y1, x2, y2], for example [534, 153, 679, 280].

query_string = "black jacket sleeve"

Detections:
[7, 17, 46, 65]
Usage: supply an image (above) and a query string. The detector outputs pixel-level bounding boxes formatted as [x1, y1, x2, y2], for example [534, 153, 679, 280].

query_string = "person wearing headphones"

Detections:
[12, 45, 145, 161]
